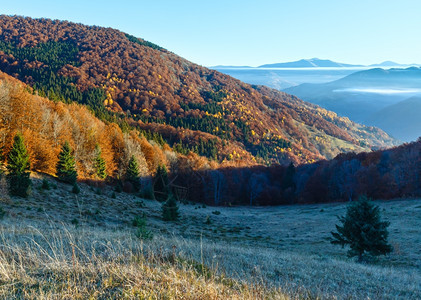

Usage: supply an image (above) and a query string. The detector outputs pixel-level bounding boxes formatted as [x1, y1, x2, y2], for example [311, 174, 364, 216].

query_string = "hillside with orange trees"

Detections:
[1, 68, 421, 207]
[0, 15, 397, 165]
[0, 71, 223, 184]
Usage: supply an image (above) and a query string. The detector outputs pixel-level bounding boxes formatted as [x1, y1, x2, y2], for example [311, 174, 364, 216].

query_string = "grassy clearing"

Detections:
[0, 174, 420, 299]
[0, 221, 419, 299]
[0, 222, 289, 299]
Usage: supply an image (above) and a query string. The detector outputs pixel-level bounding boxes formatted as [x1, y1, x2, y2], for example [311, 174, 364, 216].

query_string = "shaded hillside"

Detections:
[181, 138, 421, 206]
[335, 67, 421, 87]
[0, 15, 396, 164]
[368, 97, 421, 142]
[284, 67, 421, 141]
[283, 67, 421, 108]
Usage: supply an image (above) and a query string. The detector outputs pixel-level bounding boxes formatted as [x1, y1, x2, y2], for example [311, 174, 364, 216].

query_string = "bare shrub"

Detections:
[0, 175, 10, 203]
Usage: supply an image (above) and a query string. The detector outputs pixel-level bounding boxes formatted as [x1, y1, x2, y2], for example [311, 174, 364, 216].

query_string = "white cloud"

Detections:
[333, 88, 421, 95]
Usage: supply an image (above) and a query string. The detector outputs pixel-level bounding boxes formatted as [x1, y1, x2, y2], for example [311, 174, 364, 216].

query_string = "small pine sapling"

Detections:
[132, 213, 153, 240]
[162, 194, 179, 221]
[72, 183, 81, 194]
[41, 179, 51, 190]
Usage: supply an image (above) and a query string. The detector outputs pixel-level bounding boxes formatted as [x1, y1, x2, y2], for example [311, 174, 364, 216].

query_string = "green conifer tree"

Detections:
[125, 155, 140, 191]
[94, 144, 107, 179]
[154, 164, 169, 202]
[56, 141, 77, 184]
[162, 194, 179, 221]
[7, 133, 31, 197]
[331, 195, 392, 262]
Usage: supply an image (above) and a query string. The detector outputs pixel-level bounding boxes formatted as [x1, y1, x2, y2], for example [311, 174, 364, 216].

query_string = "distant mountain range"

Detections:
[283, 67, 421, 142]
[369, 61, 407, 67]
[259, 58, 363, 68]
[212, 58, 419, 69]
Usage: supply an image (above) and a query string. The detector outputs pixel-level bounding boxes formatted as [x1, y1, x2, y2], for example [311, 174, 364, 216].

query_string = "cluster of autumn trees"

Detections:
[0, 75, 242, 190]
[175, 138, 421, 206]
[0, 80, 169, 181]
[0, 15, 396, 166]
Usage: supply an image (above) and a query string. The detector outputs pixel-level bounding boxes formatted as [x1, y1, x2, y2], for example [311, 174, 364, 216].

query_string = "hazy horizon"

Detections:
[211, 59, 420, 68]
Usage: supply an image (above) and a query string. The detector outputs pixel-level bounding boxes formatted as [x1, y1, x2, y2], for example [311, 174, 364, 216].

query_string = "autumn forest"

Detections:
[0, 15, 420, 206]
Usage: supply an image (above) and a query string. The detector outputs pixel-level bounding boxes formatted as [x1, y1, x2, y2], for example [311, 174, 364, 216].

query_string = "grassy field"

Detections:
[0, 174, 420, 299]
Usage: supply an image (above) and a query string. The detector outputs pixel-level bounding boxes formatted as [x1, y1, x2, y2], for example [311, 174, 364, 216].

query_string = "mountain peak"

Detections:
[369, 61, 401, 67]
[258, 58, 363, 68]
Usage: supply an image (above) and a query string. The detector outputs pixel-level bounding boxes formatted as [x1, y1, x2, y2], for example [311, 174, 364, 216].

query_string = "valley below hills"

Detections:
[284, 67, 421, 142]
[213, 62, 421, 142]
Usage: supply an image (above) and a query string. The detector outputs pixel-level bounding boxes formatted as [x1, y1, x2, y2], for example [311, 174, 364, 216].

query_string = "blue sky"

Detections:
[1, 0, 420, 67]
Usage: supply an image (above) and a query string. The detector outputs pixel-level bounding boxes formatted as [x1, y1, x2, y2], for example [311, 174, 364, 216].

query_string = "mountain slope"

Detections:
[284, 67, 421, 141]
[368, 97, 421, 142]
[333, 67, 421, 87]
[259, 58, 362, 68]
[284, 67, 421, 98]
[0, 15, 396, 164]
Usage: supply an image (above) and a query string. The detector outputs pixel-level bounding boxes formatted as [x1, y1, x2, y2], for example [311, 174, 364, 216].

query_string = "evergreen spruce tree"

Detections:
[56, 141, 77, 184]
[331, 195, 392, 261]
[162, 194, 179, 221]
[154, 164, 169, 202]
[7, 133, 31, 197]
[93, 144, 107, 179]
[125, 155, 140, 191]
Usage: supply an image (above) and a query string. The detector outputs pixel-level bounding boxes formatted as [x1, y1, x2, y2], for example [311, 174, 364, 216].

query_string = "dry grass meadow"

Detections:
[0, 174, 420, 299]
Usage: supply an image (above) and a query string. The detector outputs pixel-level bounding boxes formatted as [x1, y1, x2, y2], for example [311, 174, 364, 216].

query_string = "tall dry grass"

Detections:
[0, 220, 288, 299]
